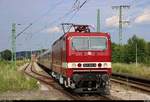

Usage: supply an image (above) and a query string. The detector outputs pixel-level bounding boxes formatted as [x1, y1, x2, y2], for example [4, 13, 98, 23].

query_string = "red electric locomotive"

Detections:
[38, 23, 112, 95]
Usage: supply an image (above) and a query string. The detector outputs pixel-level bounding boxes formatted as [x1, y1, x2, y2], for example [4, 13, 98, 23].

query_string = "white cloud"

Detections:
[135, 8, 150, 24]
[105, 16, 119, 27]
[44, 26, 61, 33]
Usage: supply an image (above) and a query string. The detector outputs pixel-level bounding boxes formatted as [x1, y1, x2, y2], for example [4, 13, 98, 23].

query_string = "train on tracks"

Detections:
[37, 23, 112, 95]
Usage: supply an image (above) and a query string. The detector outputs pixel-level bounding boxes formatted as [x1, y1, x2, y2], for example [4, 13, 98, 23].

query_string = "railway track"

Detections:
[111, 72, 150, 93]
[23, 62, 81, 100]
[23, 62, 116, 100]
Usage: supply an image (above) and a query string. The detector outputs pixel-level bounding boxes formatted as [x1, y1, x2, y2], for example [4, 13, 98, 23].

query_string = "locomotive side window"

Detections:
[72, 36, 107, 51]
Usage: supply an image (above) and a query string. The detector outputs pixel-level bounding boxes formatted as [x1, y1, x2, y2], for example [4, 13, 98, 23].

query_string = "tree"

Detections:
[112, 35, 149, 64]
[1, 49, 12, 61]
[146, 42, 150, 64]
[111, 42, 124, 63]
[125, 35, 147, 63]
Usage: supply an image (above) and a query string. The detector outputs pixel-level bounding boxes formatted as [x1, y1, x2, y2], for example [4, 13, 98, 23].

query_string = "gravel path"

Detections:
[0, 90, 72, 100]
[1, 82, 149, 100]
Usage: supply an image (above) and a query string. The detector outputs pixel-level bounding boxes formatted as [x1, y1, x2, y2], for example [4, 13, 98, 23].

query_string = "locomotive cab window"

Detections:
[72, 36, 107, 51]
[72, 37, 89, 50]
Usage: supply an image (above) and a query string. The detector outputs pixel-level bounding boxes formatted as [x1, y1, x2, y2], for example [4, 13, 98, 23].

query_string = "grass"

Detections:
[112, 63, 150, 79]
[0, 60, 38, 92]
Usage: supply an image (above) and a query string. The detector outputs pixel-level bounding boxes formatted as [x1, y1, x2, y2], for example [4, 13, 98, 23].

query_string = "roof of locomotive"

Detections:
[52, 32, 111, 46]
[53, 24, 111, 46]
[66, 32, 110, 37]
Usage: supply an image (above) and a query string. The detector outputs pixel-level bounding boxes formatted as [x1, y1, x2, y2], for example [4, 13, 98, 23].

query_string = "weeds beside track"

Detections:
[0, 61, 38, 92]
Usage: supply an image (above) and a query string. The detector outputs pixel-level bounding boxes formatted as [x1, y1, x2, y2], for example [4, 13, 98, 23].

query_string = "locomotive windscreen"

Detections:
[72, 36, 107, 51]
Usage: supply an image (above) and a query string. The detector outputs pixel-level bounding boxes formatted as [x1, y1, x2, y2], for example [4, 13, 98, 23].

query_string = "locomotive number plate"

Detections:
[83, 63, 96, 67]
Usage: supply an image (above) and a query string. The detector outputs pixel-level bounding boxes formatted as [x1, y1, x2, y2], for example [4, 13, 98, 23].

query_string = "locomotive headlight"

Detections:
[72, 63, 76, 68]
[77, 63, 82, 67]
[103, 63, 108, 68]
[98, 63, 102, 67]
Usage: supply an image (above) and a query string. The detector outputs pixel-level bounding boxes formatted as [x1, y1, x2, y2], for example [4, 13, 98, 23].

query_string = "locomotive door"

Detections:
[60, 39, 63, 74]
[61, 37, 66, 76]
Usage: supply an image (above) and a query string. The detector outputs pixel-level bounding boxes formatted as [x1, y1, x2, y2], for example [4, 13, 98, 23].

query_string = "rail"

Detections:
[23, 63, 83, 100]
[23, 62, 116, 100]
[111, 72, 150, 92]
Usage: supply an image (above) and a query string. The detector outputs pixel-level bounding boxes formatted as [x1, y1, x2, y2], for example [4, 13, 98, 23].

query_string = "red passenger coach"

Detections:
[38, 23, 112, 94]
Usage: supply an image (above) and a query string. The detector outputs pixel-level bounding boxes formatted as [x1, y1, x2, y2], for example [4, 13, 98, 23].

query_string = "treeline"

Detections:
[0, 49, 12, 61]
[0, 49, 45, 61]
[112, 35, 150, 65]
[0, 35, 149, 65]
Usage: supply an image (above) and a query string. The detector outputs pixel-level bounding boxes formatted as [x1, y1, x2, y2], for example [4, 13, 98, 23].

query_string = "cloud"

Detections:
[135, 8, 150, 24]
[105, 16, 119, 27]
[44, 26, 61, 33]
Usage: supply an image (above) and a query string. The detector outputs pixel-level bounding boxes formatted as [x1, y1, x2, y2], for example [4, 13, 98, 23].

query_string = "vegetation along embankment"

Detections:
[0, 60, 38, 92]
[112, 35, 150, 79]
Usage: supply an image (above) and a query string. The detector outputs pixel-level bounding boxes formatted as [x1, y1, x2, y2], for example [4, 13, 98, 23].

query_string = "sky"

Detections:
[0, 0, 150, 52]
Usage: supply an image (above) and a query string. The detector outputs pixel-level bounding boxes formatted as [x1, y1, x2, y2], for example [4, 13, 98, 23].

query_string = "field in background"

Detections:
[0, 60, 38, 92]
[112, 63, 150, 79]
